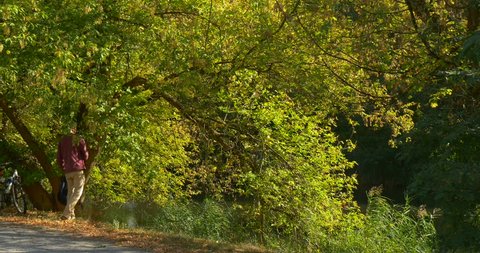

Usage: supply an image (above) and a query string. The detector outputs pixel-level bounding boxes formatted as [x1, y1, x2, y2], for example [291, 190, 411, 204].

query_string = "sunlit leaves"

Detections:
[217, 67, 359, 239]
[0, 0, 438, 248]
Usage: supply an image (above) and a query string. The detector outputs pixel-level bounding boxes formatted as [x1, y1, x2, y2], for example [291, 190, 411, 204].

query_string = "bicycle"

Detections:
[0, 163, 27, 214]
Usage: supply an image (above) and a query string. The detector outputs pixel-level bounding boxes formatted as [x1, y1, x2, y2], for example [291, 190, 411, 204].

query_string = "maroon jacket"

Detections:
[57, 135, 89, 173]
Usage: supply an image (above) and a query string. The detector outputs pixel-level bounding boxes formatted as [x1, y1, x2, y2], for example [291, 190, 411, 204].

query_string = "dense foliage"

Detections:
[1, 0, 480, 251]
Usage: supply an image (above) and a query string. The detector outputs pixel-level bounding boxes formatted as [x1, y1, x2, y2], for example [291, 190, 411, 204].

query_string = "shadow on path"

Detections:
[0, 221, 149, 252]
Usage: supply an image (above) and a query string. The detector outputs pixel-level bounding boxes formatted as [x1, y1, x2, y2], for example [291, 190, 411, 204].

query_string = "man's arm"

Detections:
[79, 139, 89, 162]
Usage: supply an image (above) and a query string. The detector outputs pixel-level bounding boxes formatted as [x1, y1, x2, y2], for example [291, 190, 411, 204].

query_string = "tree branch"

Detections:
[292, 11, 408, 76]
[234, 0, 292, 68]
[0, 93, 61, 208]
[320, 58, 392, 99]
[404, 0, 444, 61]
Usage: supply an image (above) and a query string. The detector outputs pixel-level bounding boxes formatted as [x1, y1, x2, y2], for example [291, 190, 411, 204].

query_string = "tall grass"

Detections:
[88, 196, 437, 252]
[320, 196, 438, 253]
[90, 199, 242, 242]
[147, 199, 234, 241]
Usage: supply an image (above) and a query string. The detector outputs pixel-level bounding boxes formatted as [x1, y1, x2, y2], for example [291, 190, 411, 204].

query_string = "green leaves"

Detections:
[460, 31, 480, 65]
[0, 0, 455, 249]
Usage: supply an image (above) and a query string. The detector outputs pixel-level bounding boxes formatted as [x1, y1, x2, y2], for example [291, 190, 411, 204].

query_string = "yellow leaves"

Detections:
[3, 25, 11, 36]
[52, 68, 66, 86]
[19, 39, 25, 49]
[429, 88, 452, 109]
[84, 5, 92, 14]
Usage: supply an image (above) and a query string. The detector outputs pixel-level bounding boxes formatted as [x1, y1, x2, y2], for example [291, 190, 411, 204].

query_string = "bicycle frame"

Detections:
[0, 164, 27, 214]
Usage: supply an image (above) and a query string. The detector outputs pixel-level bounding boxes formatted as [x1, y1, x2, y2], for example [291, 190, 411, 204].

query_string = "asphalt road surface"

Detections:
[0, 221, 149, 252]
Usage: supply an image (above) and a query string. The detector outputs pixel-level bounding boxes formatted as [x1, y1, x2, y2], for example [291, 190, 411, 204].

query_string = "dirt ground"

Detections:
[0, 210, 269, 253]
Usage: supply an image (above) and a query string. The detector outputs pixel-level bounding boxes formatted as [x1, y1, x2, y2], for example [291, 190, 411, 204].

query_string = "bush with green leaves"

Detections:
[214, 72, 362, 249]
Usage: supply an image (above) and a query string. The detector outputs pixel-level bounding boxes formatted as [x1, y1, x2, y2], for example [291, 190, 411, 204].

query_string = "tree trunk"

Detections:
[0, 94, 62, 210]
[23, 183, 54, 211]
[79, 145, 100, 206]
[467, 1, 480, 32]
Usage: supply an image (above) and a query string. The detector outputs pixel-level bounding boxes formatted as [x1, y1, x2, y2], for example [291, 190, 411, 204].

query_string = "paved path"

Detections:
[0, 221, 149, 252]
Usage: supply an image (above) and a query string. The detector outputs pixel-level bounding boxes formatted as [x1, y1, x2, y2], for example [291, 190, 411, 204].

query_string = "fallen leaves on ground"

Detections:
[0, 210, 270, 253]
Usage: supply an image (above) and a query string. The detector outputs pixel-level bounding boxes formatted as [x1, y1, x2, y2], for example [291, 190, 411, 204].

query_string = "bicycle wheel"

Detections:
[12, 183, 27, 214]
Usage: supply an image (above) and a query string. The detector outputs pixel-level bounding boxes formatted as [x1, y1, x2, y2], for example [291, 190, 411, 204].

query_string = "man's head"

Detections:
[70, 127, 77, 135]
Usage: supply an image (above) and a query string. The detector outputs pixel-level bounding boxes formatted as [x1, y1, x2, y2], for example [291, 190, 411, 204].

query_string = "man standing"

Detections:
[57, 126, 89, 220]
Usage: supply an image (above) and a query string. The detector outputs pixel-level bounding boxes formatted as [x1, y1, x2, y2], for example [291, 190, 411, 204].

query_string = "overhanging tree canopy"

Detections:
[3, 0, 480, 250]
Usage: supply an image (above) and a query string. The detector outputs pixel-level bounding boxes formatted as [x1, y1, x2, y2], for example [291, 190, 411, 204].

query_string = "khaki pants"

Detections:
[62, 170, 85, 219]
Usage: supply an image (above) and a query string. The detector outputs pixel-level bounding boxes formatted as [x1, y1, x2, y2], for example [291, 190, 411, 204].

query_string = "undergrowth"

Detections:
[86, 196, 438, 252]
[320, 196, 438, 253]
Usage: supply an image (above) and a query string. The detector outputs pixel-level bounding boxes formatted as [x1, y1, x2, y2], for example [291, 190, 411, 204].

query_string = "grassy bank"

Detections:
[80, 196, 438, 252]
